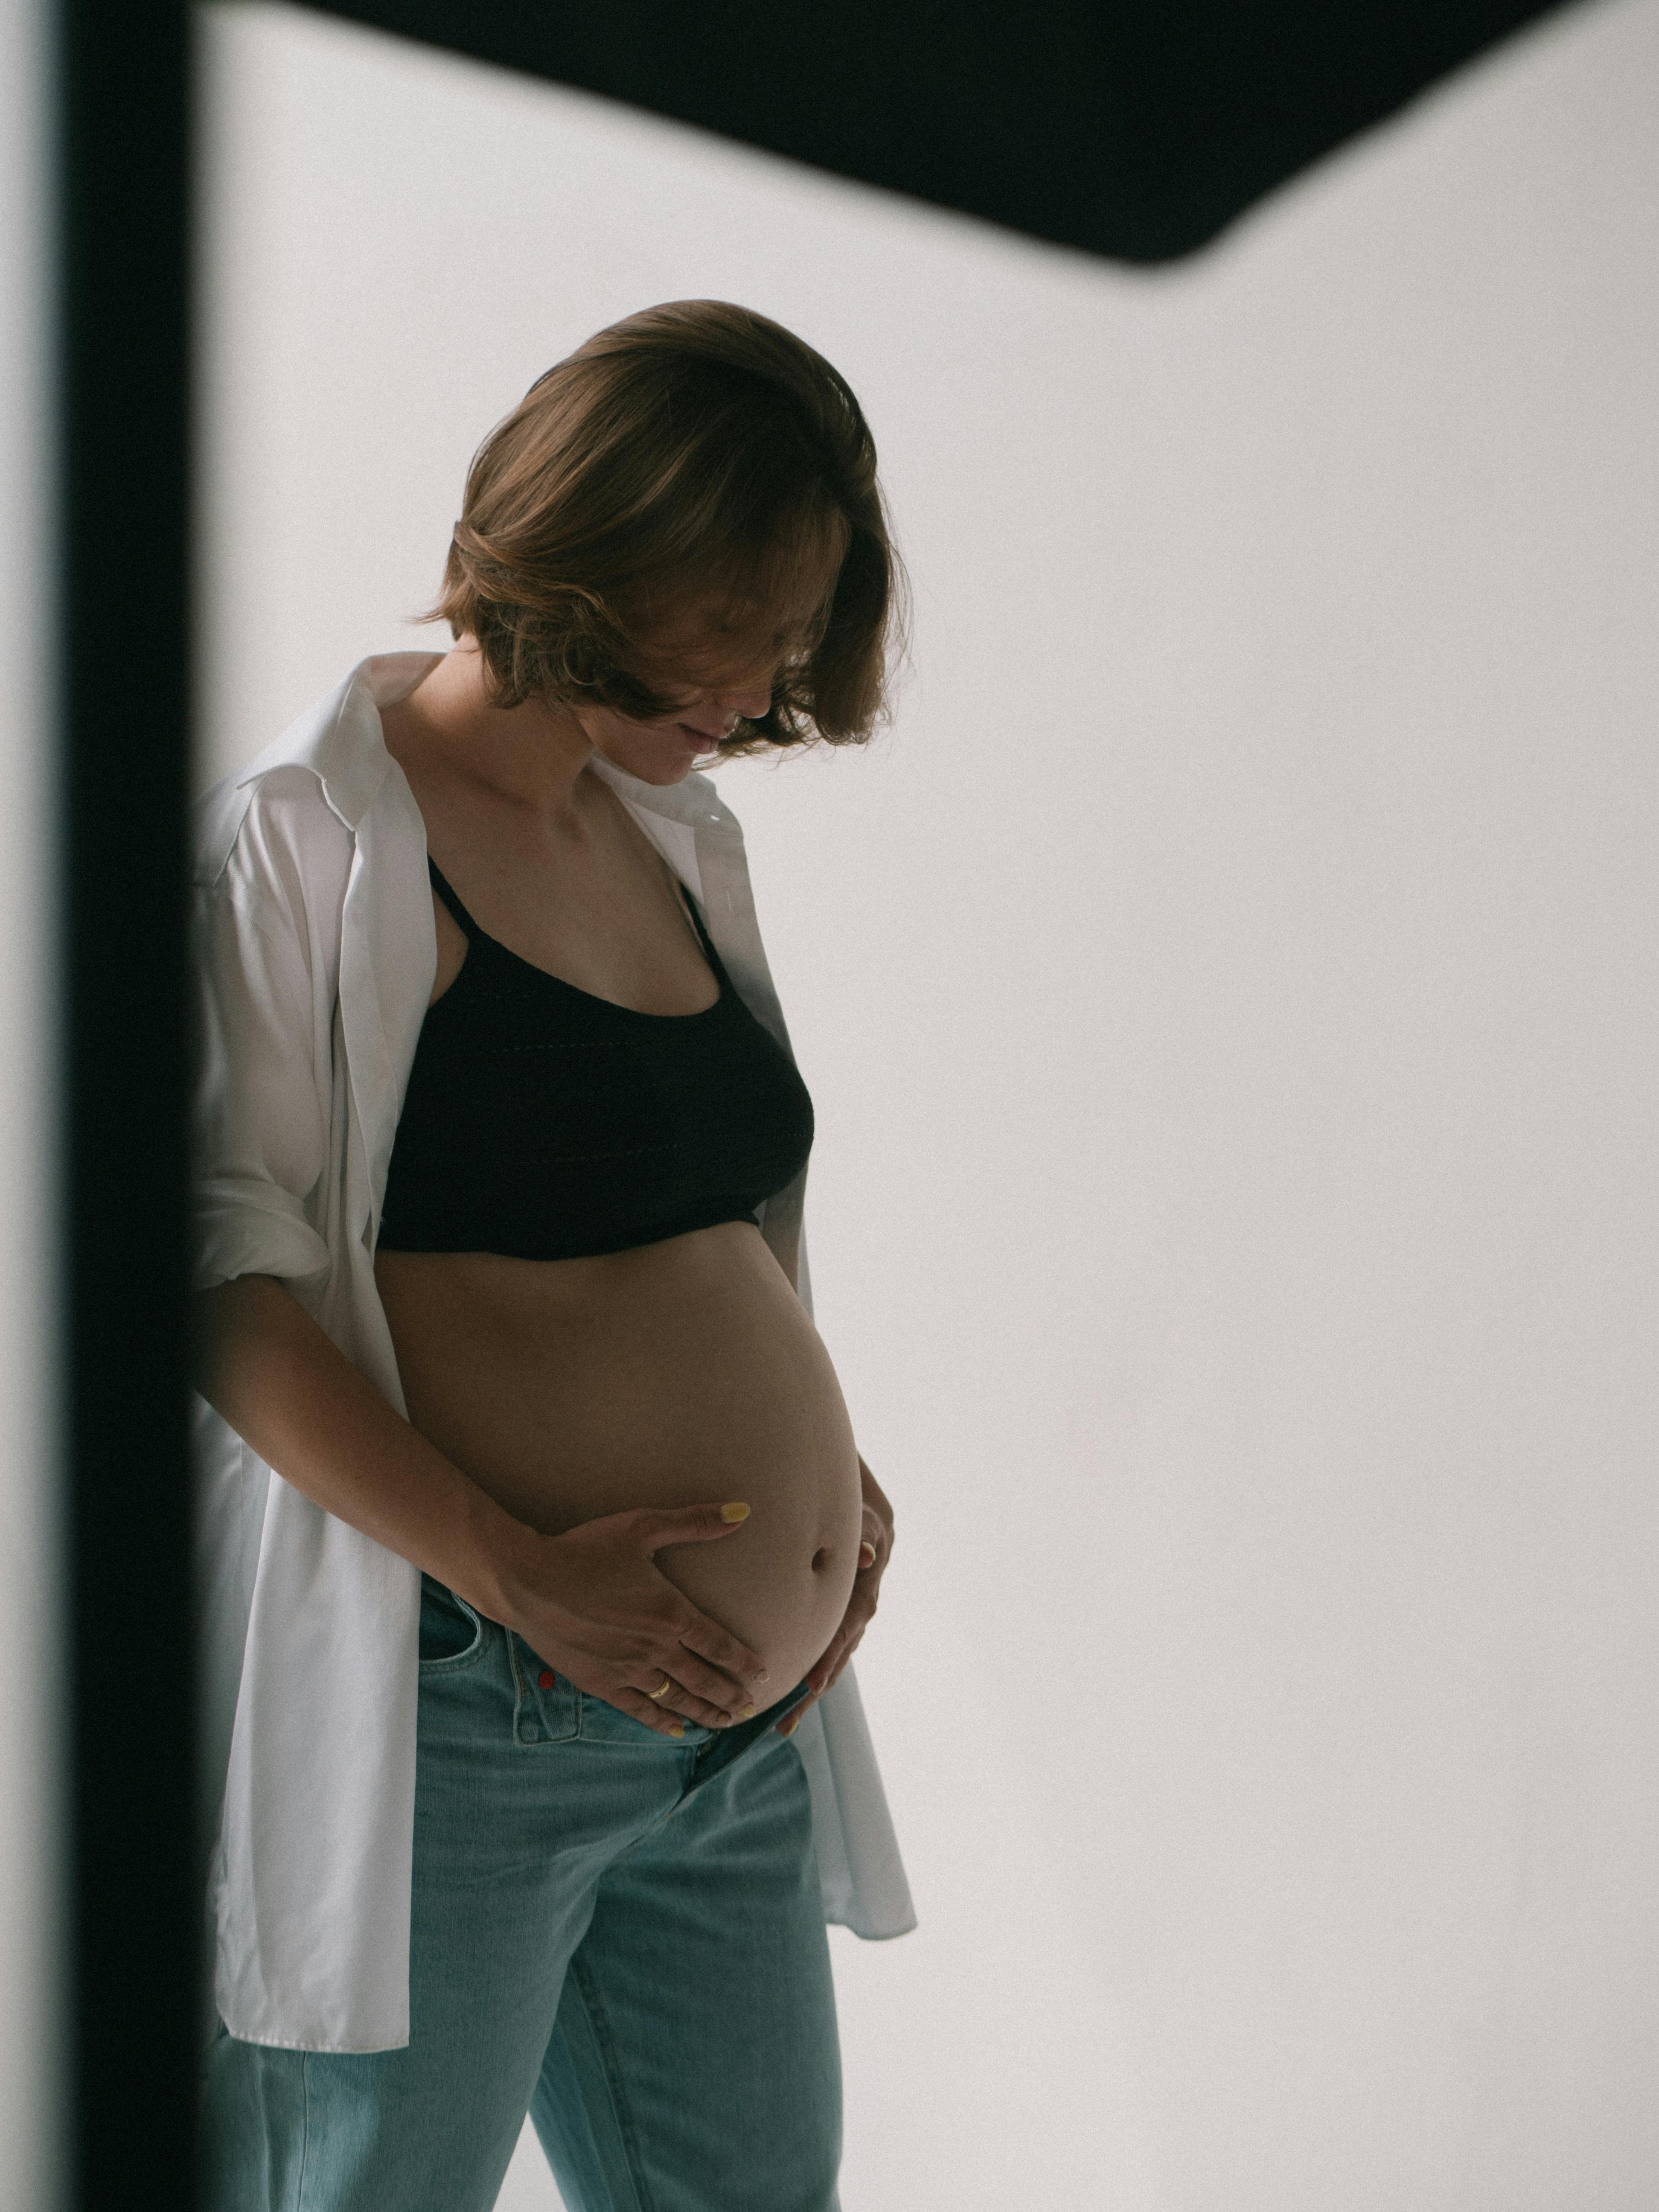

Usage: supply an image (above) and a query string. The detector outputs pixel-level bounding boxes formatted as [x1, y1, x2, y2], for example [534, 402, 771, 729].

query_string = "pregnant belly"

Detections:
[374, 1220, 864, 1697]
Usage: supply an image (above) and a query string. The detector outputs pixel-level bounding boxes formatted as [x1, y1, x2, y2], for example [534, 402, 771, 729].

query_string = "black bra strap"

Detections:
[427, 856, 481, 942]
[678, 884, 731, 992]
[676, 881, 716, 955]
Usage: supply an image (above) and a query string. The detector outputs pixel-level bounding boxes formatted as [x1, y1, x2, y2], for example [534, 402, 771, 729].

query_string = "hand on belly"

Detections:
[377, 1224, 867, 1706]
[485, 1494, 853, 1738]
[650, 1475, 862, 1699]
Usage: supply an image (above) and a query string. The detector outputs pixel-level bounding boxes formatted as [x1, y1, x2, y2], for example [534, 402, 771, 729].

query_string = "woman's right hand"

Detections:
[487, 1500, 770, 1738]
[192, 1277, 764, 1738]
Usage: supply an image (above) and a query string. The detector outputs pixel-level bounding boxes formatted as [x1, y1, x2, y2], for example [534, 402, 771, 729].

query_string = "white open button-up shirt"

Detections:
[192, 652, 915, 2053]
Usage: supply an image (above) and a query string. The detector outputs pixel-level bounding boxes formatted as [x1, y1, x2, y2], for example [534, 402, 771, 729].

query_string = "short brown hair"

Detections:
[418, 300, 908, 757]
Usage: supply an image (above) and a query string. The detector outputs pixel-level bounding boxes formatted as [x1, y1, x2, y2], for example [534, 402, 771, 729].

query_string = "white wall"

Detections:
[0, 5, 58, 2211]
[196, 4, 1659, 2206]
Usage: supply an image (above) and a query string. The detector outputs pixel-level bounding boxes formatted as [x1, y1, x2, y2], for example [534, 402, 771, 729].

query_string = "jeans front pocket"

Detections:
[418, 1575, 486, 1672]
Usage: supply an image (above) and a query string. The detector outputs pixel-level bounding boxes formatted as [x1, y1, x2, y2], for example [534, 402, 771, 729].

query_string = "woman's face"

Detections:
[579, 646, 777, 788]
[581, 543, 843, 787]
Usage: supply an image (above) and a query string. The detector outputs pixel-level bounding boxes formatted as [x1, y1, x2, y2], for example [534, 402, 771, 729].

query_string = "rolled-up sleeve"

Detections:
[192, 780, 345, 1297]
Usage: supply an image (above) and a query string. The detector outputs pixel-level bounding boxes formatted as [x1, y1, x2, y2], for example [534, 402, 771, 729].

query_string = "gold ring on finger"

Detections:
[648, 1674, 673, 1701]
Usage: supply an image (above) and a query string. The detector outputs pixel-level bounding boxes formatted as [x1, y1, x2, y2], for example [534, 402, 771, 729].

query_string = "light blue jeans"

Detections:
[200, 1576, 840, 2212]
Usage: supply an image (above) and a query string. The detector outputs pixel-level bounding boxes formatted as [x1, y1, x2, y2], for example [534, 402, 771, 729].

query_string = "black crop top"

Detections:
[375, 858, 815, 1261]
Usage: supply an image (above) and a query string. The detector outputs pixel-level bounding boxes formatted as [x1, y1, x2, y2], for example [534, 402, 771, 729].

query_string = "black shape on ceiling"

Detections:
[300, 0, 1575, 262]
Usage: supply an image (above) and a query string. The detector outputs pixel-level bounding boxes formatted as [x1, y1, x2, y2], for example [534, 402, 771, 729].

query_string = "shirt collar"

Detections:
[238, 652, 740, 839]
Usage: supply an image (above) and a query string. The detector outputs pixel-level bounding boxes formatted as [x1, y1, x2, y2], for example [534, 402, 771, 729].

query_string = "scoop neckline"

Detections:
[460, 923, 730, 1022]
[426, 857, 729, 1024]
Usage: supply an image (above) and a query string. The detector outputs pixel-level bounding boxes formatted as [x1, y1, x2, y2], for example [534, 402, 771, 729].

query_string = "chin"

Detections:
[638, 755, 701, 786]
[599, 740, 701, 787]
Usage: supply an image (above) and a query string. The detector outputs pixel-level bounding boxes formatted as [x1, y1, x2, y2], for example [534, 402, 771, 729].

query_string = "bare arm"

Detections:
[194, 1274, 770, 1734]
[195, 1273, 518, 1601]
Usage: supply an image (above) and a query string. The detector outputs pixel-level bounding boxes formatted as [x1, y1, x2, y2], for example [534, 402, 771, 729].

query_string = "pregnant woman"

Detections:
[192, 300, 914, 2212]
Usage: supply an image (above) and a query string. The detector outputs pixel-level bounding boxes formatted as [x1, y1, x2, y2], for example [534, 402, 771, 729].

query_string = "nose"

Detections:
[712, 679, 774, 723]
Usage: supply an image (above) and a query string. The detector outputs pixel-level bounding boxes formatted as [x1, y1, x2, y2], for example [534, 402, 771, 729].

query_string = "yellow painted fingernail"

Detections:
[721, 1502, 751, 1523]
[859, 1541, 876, 1567]
[669, 1723, 685, 1739]
[738, 1703, 757, 1720]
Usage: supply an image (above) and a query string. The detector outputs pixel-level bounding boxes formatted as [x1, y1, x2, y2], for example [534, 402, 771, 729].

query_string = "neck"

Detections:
[397, 638, 598, 834]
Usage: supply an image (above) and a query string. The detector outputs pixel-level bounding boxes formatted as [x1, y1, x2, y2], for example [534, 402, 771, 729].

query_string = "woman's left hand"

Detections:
[776, 1454, 894, 1735]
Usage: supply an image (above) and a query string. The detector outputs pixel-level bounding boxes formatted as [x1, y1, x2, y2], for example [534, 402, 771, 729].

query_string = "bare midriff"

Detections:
[375, 1218, 863, 1698]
